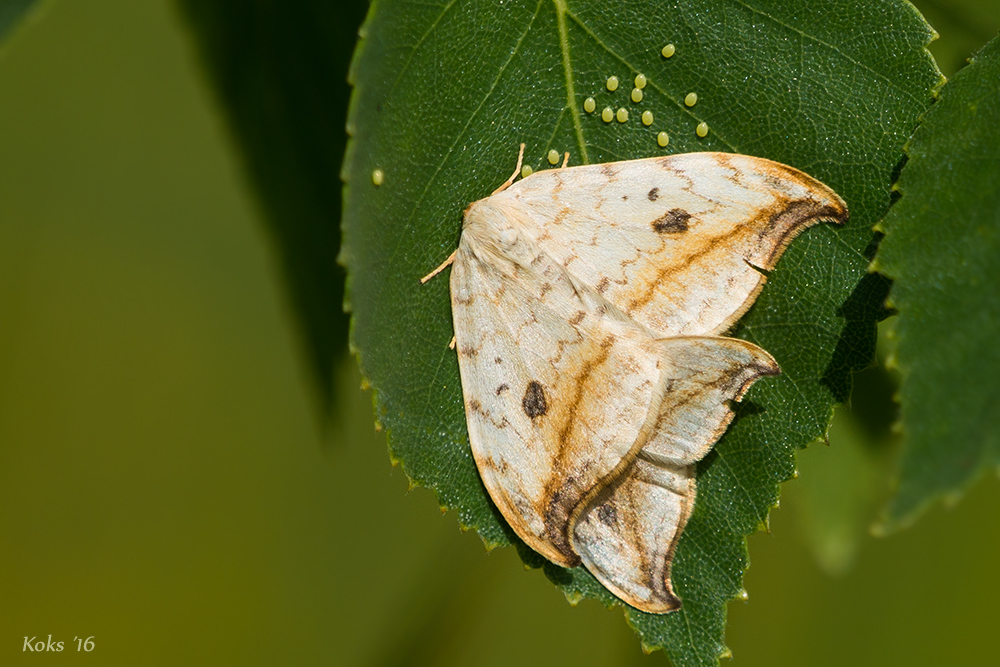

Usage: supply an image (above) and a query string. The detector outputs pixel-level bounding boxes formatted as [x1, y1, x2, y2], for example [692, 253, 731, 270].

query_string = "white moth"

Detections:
[422, 145, 847, 613]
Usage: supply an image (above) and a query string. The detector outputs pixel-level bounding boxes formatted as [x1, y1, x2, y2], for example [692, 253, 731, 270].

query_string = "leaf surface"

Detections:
[873, 35, 1000, 532]
[343, 1, 939, 663]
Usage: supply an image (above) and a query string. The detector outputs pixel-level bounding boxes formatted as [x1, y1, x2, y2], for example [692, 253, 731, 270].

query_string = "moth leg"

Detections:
[419, 258, 459, 347]
[420, 249, 457, 284]
[560, 151, 570, 168]
[491, 143, 526, 194]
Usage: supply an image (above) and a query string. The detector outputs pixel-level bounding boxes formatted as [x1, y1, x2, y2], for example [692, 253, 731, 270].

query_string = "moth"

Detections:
[423, 145, 847, 613]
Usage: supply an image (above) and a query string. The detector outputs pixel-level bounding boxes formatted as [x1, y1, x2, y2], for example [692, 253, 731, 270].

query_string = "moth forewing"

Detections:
[451, 200, 673, 566]
[493, 152, 848, 339]
[432, 148, 848, 615]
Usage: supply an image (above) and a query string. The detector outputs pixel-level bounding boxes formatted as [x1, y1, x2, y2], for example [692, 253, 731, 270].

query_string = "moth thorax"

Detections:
[464, 199, 523, 249]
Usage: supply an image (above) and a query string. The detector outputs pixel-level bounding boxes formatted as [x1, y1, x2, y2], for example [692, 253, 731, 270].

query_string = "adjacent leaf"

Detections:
[177, 1, 367, 409]
[873, 35, 1000, 533]
[343, 1, 939, 663]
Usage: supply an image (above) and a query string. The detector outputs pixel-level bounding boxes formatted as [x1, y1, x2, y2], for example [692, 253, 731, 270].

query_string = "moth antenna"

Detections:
[560, 152, 570, 168]
[420, 249, 457, 284]
[492, 143, 525, 195]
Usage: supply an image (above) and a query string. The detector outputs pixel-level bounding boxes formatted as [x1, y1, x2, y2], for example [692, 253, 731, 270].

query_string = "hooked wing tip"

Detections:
[754, 195, 849, 271]
[730, 347, 781, 403]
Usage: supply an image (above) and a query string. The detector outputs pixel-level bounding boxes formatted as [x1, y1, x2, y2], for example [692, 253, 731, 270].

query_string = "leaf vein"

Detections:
[730, 0, 926, 107]
[389, 0, 545, 264]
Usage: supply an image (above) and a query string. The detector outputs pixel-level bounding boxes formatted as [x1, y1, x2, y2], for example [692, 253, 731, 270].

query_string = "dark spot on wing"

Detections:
[522, 381, 548, 419]
[652, 208, 691, 233]
[596, 277, 610, 294]
[648, 187, 659, 201]
[569, 310, 585, 326]
[496, 383, 509, 396]
[597, 503, 616, 526]
[495, 357, 503, 365]
[622, 195, 629, 201]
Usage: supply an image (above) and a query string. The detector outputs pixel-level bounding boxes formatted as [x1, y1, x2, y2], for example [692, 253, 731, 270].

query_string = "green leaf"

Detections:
[873, 35, 1000, 533]
[177, 1, 367, 409]
[343, 1, 939, 663]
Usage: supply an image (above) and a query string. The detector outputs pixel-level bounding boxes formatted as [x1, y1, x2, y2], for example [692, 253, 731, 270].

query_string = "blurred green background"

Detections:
[1, 1, 998, 665]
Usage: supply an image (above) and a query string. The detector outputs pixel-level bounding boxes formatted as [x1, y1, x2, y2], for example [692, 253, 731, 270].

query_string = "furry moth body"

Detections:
[435, 148, 847, 613]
